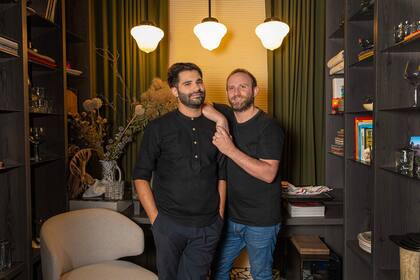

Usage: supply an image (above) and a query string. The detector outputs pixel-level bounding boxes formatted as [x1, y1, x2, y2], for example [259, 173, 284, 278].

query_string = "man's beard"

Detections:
[229, 94, 254, 112]
[178, 89, 206, 109]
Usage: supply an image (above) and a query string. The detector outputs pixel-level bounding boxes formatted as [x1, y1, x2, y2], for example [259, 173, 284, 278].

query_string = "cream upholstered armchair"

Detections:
[40, 208, 157, 280]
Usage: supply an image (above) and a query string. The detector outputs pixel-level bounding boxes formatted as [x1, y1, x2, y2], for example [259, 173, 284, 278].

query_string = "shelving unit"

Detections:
[374, 1, 420, 279]
[325, 0, 420, 279]
[0, 0, 93, 279]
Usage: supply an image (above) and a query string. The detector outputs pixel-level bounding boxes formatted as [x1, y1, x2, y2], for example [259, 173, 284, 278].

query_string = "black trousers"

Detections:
[152, 213, 223, 280]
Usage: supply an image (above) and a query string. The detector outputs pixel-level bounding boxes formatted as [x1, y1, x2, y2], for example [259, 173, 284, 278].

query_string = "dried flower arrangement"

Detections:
[67, 78, 177, 199]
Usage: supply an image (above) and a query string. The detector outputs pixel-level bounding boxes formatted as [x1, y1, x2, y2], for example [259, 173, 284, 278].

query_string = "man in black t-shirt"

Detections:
[133, 63, 226, 280]
[203, 69, 284, 280]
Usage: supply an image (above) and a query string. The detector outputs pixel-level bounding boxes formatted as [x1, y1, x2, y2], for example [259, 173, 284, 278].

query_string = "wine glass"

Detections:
[403, 60, 420, 107]
[29, 127, 45, 161]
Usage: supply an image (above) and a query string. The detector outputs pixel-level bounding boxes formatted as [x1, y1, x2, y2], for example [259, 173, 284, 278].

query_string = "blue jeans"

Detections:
[213, 219, 281, 280]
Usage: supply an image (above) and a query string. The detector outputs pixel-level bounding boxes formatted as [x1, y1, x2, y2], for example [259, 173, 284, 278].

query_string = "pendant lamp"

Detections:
[255, 16, 290, 51]
[193, 0, 227, 51]
[130, 1, 164, 53]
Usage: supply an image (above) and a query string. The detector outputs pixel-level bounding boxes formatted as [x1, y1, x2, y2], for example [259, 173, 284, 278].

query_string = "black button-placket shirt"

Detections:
[133, 109, 226, 227]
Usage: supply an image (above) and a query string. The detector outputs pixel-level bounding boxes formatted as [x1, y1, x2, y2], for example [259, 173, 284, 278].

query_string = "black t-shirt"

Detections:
[132, 109, 226, 227]
[214, 104, 284, 226]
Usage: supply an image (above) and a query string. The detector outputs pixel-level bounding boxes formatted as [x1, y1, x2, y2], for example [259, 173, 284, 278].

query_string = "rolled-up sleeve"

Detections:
[132, 122, 160, 181]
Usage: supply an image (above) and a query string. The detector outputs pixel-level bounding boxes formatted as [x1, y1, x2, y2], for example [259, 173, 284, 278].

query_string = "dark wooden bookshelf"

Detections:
[0, 1, 93, 279]
[328, 151, 344, 158]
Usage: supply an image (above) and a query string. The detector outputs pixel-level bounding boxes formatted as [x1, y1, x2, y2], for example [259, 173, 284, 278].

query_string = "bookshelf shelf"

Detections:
[0, 48, 18, 58]
[30, 155, 64, 166]
[381, 33, 420, 53]
[328, 112, 344, 116]
[378, 106, 420, 112]
[345, 110, 373, 114]
[0, 109, 22, 113]
[380, 166, 420, 181]
[0, 161, 23, 173]
[0, 262, 24, 280]
[347, 240, 372, 266]
[29, 59, 57, 71]
[349, 56, 374, 68]
[30, 111, 63, 117]
[284, 204, 344, 226]
[328, 151, 344, 158]
[329, 73, 345, 78]
[348, 158, 372, 167]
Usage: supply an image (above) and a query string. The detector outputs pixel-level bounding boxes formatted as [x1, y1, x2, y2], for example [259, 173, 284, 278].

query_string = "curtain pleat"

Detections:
[94, 0, 168, 181]
[268, 0, 325, 185]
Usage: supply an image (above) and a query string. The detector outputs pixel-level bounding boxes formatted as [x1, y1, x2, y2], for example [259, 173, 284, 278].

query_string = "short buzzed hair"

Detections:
[167, 62, 203, 88]
[226, 68, 257, 89]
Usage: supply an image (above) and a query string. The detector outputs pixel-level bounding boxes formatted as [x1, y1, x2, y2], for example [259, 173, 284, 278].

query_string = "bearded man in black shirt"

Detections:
[133, 63, 226, 280]
[203, 69, 284, 280]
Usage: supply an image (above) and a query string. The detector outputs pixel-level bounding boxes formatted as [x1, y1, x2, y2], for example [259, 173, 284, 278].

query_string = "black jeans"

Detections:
[152, 213, 224, 280]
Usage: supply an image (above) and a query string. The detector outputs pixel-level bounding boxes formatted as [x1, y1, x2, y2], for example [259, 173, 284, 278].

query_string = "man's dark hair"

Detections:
[167, 63, 203, 88]
[226, 68, 257, 89]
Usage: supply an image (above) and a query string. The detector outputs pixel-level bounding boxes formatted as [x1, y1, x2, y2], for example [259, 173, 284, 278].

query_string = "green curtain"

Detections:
[267, 0, 325, 185]
[94, 0, 168, 180]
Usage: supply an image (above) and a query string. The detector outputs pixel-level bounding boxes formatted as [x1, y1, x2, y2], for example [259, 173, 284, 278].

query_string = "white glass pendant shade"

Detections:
[255, 18, 290, 50]
[194, 18, 227, 51]
[131, 23, 164, 53]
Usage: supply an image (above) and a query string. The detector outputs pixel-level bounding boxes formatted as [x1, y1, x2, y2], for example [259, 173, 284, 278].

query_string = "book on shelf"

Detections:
[332, 78, 344, 113]
[66, 68, 83, 76]
[357, 49, 374, 61]
[287, 201, 325, 217]
[329, 61, 344, 75]
[354, 116, 373, 162]
[327, 50, 344, 69]
[0, 36, 18, 49]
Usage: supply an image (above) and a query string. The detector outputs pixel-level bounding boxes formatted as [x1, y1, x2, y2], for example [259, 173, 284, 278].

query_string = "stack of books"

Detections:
[287, 202, 325, 217]
[357, 231, 372, 254]
[28, 49, 57, 68]
[331, 129, 344, 156]
[358, 48, 374, 61]
[327, 50, 344, 75]
[0, 36, 18, 56]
